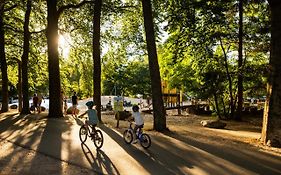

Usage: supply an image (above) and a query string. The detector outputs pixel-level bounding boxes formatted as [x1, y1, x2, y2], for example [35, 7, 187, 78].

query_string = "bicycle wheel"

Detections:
[93, 130, 104, 149]
[123, 130, 133, 144]
[79, 126, 88, 143]
[140, 133, 151, 149]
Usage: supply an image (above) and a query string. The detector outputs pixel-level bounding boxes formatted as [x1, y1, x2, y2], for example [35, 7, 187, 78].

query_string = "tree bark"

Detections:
[213, 92, 221, 119]
[45, 0, 91, 118]
[10, 57, 22, 112]
[220, 38, 235, 119]
[0, 1, 9, 112]
[261, 0, 281, 147]
[141, 0, 166, 131]
[236, 0, 243, 121]
[46, 0, 63, 118]
[93, 0, 102, 122]
[21, 0, 32, 114]
[17, 60, 22, 112]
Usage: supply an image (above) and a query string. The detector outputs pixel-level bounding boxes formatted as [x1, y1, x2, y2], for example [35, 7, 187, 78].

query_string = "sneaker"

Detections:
[132, 139, 138, 144]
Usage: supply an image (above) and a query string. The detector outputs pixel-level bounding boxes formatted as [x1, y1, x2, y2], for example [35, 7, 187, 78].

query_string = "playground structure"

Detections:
[140, 81, 211, 115]
[161, 81, 181, 108]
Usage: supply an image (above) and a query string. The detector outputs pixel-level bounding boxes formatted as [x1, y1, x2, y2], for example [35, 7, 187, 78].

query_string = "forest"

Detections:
[0, 0, 280, 147]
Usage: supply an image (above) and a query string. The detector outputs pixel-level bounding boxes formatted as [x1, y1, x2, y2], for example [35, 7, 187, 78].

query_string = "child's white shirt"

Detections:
[132, 111, 144, 125]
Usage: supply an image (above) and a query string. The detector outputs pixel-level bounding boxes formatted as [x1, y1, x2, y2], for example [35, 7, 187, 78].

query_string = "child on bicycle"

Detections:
[131, 105, 144, 143]
[78, 101, 99, 134]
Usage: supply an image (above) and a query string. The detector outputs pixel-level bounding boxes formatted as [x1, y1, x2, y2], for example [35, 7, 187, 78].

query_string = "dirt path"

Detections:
[0, 110, 281, 175]
[0, 139, 95, 175]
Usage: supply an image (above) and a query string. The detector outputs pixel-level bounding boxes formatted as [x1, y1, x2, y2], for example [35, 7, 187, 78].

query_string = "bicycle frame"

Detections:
[128, 122, 143, 140]
[79, 122, 104, 149]
[123, 121, 151, 149]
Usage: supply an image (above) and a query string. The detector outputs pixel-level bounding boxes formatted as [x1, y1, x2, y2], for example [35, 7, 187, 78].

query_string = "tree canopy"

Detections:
[1, 0, 281, 143]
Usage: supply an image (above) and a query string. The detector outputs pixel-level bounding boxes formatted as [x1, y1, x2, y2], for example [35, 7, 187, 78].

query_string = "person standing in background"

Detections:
[61, 91, 64, 112]
[37, 92, 44, 113]
[32, 93, 39, 114]
[71, 91, 78, 117]
[63, 97, 68, 115]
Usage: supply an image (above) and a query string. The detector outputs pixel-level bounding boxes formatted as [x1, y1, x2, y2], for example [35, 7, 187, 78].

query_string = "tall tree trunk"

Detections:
[0, 1, 9, 112]
[141, 0, 166, 131]
[222, 95, 227, 117]
[93, 0, 102, 122]
[261, 0, 281, 148]
[47, 0, 63, 118]
[17, 60, 22, 112]
[10, 57, 22, 112]
[213, 92, 221, 119]
[21, 0, 32, 114]
[220, 38, 235, 119]
[236, 0, 243, 121]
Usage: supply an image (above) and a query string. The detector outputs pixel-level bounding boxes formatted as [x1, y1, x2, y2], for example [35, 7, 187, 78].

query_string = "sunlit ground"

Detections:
[0, 110, 281, 175]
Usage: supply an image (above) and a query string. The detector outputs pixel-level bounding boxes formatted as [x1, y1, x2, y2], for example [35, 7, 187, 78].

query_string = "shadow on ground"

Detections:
[1, 112, 281, 175]
[81, 143, 120, 175]
[100, 124, 193, 175]
[160, 129, 281, 175]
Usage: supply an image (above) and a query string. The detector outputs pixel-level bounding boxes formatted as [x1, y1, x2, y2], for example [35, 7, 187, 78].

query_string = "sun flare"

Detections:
[58, 34, 71, 58]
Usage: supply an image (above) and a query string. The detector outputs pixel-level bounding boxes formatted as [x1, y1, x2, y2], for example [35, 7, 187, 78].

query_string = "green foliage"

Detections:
[158, 0, 270, 117]
[3, 1, 48, 96]
[101, 47, 151, 97]
[2, 0, 270, 116]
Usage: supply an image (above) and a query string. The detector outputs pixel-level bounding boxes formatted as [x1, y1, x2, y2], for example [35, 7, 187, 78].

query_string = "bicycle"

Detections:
[123, 121, 151, 149]
[79, 123, 104, 149]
